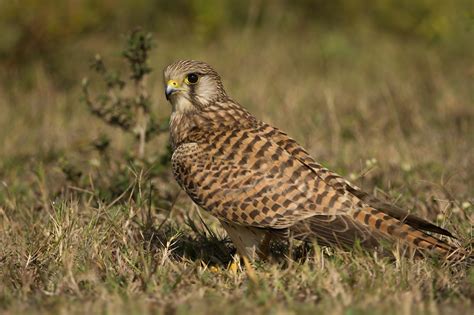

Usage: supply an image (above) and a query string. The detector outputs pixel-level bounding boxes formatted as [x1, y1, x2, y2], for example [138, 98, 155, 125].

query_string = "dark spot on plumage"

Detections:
[327, 194, 340, 208]
[315, 191, 329, 205]
[375, 219, 383, 229]
[222, 201, 232, 208]
[249, 210, 260, 219]
[283, 199, 292, 207]
[352, 209, 361, 219]
[364, 213, 371, 224]
[240, 203, 250, 211]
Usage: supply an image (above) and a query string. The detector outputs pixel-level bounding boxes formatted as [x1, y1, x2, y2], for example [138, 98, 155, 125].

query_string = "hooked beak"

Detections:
[165, 79, 180, 100]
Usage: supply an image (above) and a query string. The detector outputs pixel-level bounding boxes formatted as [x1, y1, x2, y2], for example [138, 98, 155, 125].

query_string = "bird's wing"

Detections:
[171, 128, 348, 228]
[172, 124, 454, 254]
[257, 122, 455, 238]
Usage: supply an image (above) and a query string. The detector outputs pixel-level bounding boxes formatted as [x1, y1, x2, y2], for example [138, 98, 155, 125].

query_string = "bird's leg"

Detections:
[220, 220, 270, 261]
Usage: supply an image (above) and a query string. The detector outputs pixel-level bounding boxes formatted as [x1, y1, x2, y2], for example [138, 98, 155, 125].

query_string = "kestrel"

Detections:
[163, 60, 458, 260]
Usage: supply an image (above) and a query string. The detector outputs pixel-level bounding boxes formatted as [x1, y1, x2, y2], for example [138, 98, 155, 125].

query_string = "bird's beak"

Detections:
[165, 79, 180, 100]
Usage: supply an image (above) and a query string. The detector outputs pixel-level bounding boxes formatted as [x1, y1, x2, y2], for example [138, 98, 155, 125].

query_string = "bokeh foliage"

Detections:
[0, 0, 472, 68]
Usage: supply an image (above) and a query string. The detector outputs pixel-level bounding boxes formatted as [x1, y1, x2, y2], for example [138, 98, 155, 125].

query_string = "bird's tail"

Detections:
[353, 206, 459, 257]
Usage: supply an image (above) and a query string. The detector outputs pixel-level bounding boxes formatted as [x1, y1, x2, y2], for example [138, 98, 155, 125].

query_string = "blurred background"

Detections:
[0, 0, 473, 199]
[1, 1, 473, 83]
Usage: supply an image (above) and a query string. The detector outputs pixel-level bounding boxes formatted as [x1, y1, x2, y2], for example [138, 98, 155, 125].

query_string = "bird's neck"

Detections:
[169, 111, 195, 151]
[169, 101, 257, 150]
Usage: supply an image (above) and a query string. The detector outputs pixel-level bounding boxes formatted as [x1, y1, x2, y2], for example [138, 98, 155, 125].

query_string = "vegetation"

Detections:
[0, 1, 473, 314]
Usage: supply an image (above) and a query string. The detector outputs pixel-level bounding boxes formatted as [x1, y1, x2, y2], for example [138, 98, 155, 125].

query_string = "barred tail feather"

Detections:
[353, 207, 455, 255]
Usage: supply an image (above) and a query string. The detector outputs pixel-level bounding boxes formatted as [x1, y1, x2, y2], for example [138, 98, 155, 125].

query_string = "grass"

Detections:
[0, 26, 473, 314]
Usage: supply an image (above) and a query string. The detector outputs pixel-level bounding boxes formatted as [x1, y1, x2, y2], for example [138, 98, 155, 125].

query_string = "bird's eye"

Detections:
[185, 73, 199, 84]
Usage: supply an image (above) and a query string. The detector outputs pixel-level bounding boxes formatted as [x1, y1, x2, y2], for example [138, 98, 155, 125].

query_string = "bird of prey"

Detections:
[163, 59, 459, 260]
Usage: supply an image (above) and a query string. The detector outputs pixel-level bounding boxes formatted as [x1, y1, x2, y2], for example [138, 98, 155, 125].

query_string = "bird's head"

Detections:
[163, 60, 227, 112]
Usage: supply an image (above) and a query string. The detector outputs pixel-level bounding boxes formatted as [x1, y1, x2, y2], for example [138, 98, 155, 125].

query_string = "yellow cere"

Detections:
[167, 79, 180, 88]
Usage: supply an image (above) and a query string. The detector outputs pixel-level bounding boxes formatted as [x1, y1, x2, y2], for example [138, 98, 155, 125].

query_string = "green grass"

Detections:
[0, 27, 473, 314]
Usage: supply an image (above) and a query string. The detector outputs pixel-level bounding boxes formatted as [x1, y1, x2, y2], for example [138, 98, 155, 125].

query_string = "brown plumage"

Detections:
[164, 60, 460, 260]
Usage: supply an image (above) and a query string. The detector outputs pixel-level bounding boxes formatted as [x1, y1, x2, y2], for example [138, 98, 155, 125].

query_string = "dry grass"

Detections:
[0, 28, 473, 314]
